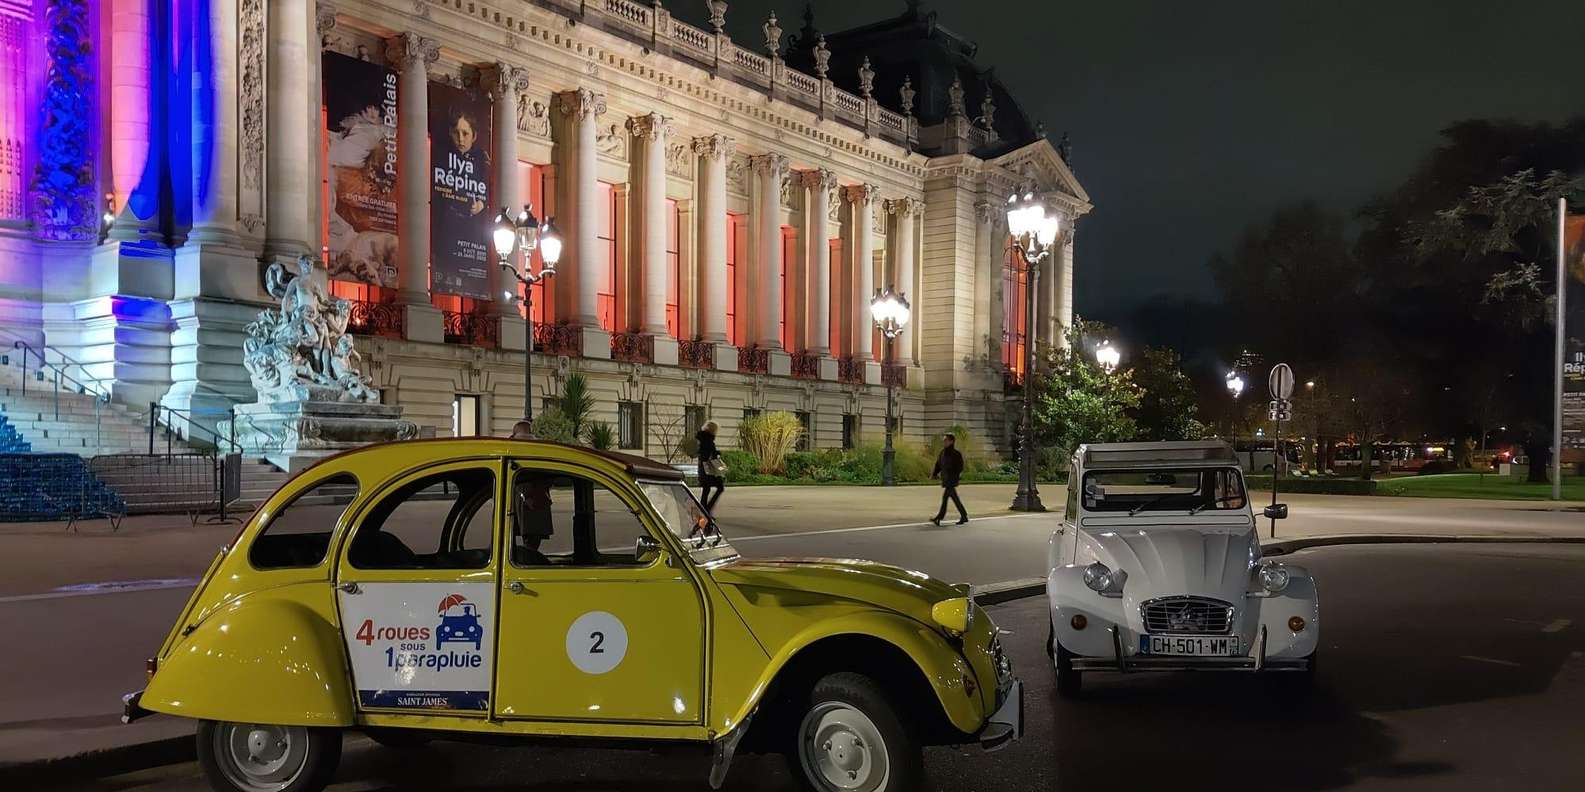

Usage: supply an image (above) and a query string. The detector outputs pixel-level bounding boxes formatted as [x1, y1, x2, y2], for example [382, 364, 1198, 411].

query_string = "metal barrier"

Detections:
[87, 451, 242, 524]
[0, 452, 127, 529]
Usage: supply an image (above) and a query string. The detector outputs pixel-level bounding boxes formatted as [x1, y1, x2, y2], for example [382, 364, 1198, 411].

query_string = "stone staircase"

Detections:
[0, 362, 191, 456]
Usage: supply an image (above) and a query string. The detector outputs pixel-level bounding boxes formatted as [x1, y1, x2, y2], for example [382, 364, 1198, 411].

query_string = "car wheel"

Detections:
[789, 672, 923, 792]
[1053, 636, 1083, 698]
[364, 726, 431, 750]
[197, 720, 341, 792]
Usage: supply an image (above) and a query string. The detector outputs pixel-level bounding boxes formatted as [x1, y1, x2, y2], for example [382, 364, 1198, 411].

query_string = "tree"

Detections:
[1032, 320, 1142, 458]
[1131, 346, 1205, 442]
[557, 372, 597, 443]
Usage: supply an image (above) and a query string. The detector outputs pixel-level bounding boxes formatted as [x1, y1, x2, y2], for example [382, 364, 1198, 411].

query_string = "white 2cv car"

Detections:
[1046, 441, 1319, 695]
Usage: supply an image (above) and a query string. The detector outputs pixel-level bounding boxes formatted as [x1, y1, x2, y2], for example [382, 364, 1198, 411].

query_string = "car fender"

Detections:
[728, 611, 983, 736]
[142, 587, 355, 727]
[1047, 564, 1129, 657]
[1256, 565, 1321, 659]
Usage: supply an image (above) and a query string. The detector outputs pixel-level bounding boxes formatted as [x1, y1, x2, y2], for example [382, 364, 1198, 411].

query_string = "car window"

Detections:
[1064, 463, 1079, 520]
[250, 473, 359, 569]
[510, 469, 654, 568]
[1082, 468, 1247, 513]
[642, 481, 737, 565]
[348, 468, 496, 570]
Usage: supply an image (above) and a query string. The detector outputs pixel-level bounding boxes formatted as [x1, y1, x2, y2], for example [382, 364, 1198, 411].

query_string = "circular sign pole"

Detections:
[1268, 364, 1295, 539]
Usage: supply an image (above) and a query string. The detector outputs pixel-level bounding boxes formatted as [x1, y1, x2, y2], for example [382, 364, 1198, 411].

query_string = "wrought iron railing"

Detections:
[838, 356, 865, 384]
[535, 322, 583, 357]
[679, 339, 715, 369]
[738, 345, 770, 375]
[346, 299, 404, 339]
[442, 310, 499, 348]
[791, 351, 820, 380]
[610, 331, 654, 364]
[882, 363, 907, 388]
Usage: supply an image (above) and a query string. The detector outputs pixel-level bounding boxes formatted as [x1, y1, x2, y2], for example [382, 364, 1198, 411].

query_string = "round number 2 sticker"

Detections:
[566, 611, 627, 675]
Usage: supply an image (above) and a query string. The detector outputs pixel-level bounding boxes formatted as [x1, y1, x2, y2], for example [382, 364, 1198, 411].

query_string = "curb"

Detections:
[0, 734, 192, 787]
[974, 577, 1044, 606]
[1261, 534, 1585, 556]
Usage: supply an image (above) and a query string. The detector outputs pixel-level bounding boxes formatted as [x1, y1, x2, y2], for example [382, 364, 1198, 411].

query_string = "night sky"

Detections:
[688, 0, 1583, 322]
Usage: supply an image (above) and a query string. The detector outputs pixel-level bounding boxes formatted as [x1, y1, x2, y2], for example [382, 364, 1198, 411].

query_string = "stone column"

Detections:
[186, 0, 241, 247]
[555, 89, 605, 334]
[985, 209, 1007, 366]
[801, 169, 836, 359]
[106, 0, 158, 240]
[1036, 240, 1054, 348]
[483, 63, 529, 352]
[387, 33, 439, 326]
[263, 0, 315, 264]
[885, 197, 919, 366]
[972, 201, 996, 364]
[693, 135, 733, 361]
[1056, 231, 1075, 349]
[628, 113, 671, 335]
[750, 153, 788, 350]
[845, 184, 878, 363]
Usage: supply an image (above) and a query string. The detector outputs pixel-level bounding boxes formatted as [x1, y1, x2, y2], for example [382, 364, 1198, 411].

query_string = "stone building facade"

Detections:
[0, 0, 1090, 459]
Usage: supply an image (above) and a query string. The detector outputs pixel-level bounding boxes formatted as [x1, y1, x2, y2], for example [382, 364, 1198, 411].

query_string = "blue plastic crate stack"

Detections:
[0, 413, 30, 453]
[0, 452, 127, 522]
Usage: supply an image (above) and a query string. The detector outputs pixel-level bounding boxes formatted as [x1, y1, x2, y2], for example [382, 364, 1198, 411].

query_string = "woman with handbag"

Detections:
[696, 421, 726, 512]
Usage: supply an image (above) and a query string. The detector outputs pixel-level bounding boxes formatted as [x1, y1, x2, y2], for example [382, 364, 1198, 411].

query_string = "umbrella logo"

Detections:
[435, 593, 483, 651]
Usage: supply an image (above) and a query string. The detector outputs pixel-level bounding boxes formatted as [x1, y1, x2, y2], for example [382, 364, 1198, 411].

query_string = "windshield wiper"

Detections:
[1128, 493, 1190, 516]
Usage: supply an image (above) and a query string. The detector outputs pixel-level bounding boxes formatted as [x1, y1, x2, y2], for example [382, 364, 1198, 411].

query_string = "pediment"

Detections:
[991, 140, 1092, 215]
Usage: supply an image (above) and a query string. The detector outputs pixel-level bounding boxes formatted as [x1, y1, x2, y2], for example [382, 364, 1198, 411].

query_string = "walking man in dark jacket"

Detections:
[930, 433, 969, 525]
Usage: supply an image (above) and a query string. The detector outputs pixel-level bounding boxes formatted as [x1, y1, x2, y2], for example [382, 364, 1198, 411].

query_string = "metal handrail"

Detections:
[142, 402, 241, 455]
[6, 339, 111, 404]
[0, 327, 111, 399]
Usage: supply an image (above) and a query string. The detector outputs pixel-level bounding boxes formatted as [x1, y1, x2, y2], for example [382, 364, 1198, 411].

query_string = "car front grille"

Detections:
[1141, 596, 1235, 635]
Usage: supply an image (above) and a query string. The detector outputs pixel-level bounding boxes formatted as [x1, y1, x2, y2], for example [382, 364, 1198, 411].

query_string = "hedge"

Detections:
[1244, 475, 1380, 496]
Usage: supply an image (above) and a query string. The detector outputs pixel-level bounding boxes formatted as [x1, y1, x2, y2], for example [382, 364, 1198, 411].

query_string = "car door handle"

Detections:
[508, 581, 526, 595]
[338, 582, 361, 595]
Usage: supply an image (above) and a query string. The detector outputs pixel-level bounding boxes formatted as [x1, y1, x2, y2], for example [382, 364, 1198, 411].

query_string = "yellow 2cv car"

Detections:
[125, 438, 1022, 792]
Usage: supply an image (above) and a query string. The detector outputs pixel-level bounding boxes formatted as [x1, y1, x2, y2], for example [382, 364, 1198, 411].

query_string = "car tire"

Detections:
[197, 720, 341, 792]
[788, 672, 924, 792]
[364, 727, 432, 750]
[1053, 641, 1083, 698]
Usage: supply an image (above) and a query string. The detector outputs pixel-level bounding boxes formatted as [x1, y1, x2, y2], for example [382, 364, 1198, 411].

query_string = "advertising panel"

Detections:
[1563, 215, 1584, 459]
[340, 582, 495, 711]
[429, 81, 493, 299]
[322, 51, 400, 289]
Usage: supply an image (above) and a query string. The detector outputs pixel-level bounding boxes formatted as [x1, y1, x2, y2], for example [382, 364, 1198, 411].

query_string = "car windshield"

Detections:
[640, 481, 738, 565]
[1082, 468, 1247, 514]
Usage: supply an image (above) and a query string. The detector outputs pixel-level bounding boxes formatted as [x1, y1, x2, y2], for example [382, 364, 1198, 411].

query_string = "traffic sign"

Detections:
[1269, 363, 1295, 400]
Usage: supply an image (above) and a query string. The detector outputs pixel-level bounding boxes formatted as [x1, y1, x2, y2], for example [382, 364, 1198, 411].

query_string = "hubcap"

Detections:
[798, 702, 890, 792]
[215, 723, 309, 792]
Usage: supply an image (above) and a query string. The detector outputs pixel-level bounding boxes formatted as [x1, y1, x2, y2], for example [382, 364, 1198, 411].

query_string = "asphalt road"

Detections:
[12, 542, 1584, 791]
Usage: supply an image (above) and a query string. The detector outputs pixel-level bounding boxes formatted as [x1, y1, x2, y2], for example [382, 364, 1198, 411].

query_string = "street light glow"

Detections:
[1095, 340, 1120, 372]
[1226, 372, 1245, 398]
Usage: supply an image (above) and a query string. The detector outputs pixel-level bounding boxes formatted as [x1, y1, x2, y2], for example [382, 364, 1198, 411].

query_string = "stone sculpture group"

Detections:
[243, 255, 378, 404]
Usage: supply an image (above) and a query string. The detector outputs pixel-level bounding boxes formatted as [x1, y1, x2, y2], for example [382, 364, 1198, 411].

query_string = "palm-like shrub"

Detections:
[586, 420, 616, 450]
[739, 411, 804, 474]
[558, 373, 596, 440]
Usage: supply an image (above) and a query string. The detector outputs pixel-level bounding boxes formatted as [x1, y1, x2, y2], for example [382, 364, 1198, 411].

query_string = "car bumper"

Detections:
[1068, 625, 1312, 673]
[977, 678, 1023, 751]
[122, 689, 152, 724]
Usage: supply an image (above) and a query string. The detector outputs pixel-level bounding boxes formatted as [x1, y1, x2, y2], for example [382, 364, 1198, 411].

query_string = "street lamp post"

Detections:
[1006, 187, 1063, 512]
[1225, 371, 1245, 438]
[870, 286, 912, 487]
[493, 204, 562, 425]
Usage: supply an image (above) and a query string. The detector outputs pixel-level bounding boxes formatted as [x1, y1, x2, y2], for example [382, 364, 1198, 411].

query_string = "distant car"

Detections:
[124, 439, 1021, 792]
[1046, 441, 1320, 696]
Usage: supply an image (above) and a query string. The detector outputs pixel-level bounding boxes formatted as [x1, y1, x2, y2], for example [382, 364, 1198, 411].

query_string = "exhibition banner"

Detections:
[322, 51, 400, 289]
[1562, 213, 1584, 456]
[429, 81, 493, 299]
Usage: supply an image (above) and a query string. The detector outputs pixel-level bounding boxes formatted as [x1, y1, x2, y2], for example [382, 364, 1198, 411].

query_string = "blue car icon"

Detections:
[436, 603, 483, 651]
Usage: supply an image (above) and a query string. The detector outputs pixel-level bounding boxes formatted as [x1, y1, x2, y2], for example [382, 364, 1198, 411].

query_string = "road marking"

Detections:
[730, 512, 1049, 543]
[0, 578, 198, 604]
[1543, 619, 1572, 633]
[1460, 655, 1522, 668]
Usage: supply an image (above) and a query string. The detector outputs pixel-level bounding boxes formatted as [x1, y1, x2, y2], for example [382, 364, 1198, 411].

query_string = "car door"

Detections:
[493, 459, 706, 725]
[334, 460, 503, 715]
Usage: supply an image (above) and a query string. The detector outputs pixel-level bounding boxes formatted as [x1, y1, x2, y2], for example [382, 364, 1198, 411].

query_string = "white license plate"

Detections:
[1140, 635, 1241, 656]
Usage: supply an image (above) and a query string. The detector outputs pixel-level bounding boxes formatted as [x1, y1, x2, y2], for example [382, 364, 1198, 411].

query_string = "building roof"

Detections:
[786, 1, 1058, 160]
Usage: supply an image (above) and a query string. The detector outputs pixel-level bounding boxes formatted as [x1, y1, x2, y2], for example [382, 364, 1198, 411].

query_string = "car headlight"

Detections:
[1259, 563, 1291, 594]
[1082, 562, 1114, 593]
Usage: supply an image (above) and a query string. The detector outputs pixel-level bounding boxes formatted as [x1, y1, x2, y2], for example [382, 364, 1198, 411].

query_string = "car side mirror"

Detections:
[1263, 504, 1289, 520]
[635, 535, 663, 562]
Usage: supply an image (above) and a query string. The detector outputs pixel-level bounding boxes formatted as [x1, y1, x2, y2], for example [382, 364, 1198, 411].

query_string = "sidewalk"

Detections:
[2, 484, 1583, 773]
